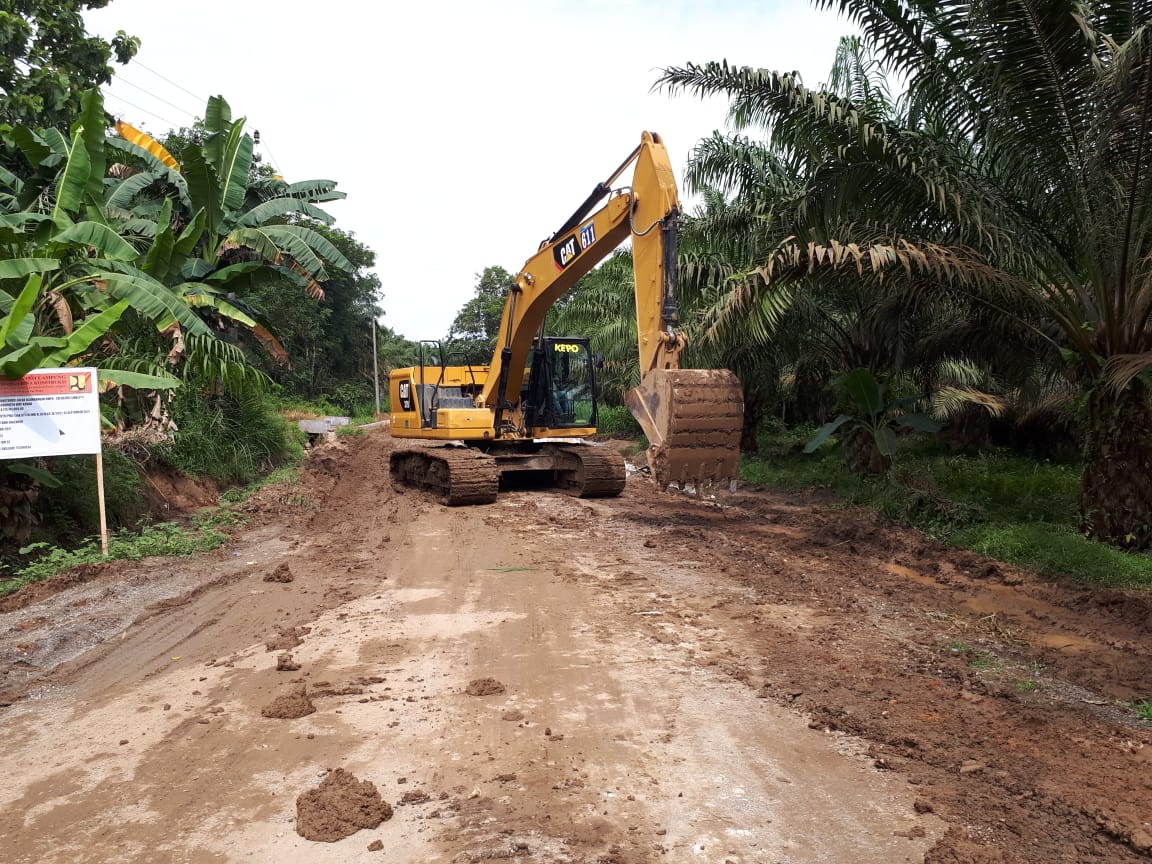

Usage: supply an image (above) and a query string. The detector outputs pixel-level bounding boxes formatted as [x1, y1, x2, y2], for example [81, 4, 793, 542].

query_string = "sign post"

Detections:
[0, 368, 107, 555]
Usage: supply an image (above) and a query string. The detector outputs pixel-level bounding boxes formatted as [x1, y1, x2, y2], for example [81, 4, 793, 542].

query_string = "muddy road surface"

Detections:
[1, 430, 1149, 863]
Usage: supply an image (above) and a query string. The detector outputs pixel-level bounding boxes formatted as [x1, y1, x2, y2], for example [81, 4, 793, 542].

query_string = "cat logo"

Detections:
[553, 233, 580, 270]
[398, 380, 414, 412]
[68, 373, 90, 392]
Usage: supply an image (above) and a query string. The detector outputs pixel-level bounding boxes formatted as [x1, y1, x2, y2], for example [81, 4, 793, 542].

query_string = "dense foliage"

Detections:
[650, 3, 1152, 550]
[0, 83, 389, 554]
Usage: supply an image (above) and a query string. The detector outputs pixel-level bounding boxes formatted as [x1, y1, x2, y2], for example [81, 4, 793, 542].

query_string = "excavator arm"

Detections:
[480, 132, 685, 412]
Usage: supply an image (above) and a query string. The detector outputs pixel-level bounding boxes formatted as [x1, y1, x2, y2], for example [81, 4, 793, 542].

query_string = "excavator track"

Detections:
[390, 445, 500, 506]
[554, 444, 626, 498]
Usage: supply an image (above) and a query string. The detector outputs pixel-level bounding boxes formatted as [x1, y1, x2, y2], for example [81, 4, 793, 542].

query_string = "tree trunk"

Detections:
[1081, 382, 1152, 550]
[0, 472, 39, 544]
[844, 426, 891, 476]
[740, 388, 761, 455]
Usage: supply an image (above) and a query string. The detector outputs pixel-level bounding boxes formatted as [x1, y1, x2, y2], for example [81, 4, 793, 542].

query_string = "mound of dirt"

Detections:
[276, 652, 301, 671]
[296, 768, 392, 842]
[465, 677, 506, 696]
[263, 563, 294, 583]
[265, 626, 311, 652]
[261, 685, 315, 719]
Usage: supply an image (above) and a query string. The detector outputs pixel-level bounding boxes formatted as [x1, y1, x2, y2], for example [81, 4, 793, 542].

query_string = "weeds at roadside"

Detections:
[220, 464, 302, 504]
[967, 650, 1001, 671]
[1015, 679, 1039, 692]
[739, 431, 1152, 589]
[1, 446, 310, 599]
[0, 523, 230, 598]
[1132, 700, 1152, 721]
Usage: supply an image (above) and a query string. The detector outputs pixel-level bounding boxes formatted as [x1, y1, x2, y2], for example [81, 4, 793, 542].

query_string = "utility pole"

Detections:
[371, 319, 381, 415]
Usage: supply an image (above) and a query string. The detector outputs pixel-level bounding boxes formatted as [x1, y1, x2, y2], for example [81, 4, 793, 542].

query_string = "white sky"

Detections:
[85, 0, 852, 340]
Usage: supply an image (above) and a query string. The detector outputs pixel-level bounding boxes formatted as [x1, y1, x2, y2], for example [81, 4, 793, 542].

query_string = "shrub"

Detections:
[598, 405, 642, 437]
[158, 390, 293, 485]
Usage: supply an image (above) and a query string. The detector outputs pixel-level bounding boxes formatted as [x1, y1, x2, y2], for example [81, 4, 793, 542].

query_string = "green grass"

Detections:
[740, 430, 1152, 589]
[219, 464, 302, 504]
[1132, 700, 1152, 720]
[160, 392, 298, 486]
[0, 521, 230, 598]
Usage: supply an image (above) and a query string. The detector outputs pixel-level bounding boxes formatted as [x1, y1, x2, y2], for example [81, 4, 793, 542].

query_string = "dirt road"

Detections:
[1, 430, 1149, 863]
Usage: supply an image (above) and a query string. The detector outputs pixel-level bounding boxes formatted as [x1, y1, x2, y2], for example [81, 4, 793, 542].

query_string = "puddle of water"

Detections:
[1032, 632, 1100, 652]
[885, 564, 937, 586]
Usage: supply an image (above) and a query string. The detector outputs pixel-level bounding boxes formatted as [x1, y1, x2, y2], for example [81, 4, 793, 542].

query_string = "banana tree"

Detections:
[804, 368, 940, 475]
[105, 96, 352, 301]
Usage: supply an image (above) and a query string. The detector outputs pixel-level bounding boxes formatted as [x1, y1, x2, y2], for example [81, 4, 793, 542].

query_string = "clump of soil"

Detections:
[261, 685, 315, 719]
[399, 789, 431, 805]
[465, 677, 506, 696]
[264, 563, 294, 583]
[296, 768, 393, 842]
[367, 840, 383, 852]
[501, 709, 525, 722]
[276, 652, 301, 672]
[266, 625, 311, 652]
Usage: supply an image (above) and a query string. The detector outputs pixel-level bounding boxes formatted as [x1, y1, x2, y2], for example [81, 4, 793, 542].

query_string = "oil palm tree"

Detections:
[659, 1, 1152, 548]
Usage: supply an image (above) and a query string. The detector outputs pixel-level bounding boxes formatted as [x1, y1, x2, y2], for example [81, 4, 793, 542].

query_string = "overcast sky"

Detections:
[85, 0, 852, 340]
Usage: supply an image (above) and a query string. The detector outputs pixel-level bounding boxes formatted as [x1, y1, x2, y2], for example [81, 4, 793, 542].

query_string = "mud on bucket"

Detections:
[625, 368, 743, 488]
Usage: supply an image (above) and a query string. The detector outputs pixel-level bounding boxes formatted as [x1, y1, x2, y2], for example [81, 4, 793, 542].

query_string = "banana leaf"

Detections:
[98, 368, 180, 391]
[105, 138, 190, 208]
[42, 300, 131, 365]
[7, 463, 62, 488]
[52, 222, 138, 262]
[804, 414, 852, 453]
[218, 123, 253, 215]
[0, 343, 45, 378]
[76, 90, 106, 202]
[0, 258, 59, 280]
[285, 179, 343, 200]
[52, 126, 92, 223]
[62, 270, 211, 337]
[234, 197, 335, 228]
[9, 126, 52, 167]
[181, 146, 223, 238]
[0, 274, 42, 350]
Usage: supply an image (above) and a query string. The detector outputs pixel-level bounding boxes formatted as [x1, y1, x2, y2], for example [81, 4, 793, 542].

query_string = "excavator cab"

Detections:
[522, 337, 598, 432]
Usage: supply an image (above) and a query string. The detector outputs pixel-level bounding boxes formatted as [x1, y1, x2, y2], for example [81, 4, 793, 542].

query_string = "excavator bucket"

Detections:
[625, 369, 744, 488]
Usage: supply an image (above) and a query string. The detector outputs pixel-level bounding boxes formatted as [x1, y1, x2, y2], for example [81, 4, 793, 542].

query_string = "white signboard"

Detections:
[0, 368, 102, 459]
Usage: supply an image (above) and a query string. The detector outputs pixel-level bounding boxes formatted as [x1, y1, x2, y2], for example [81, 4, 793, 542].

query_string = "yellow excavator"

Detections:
[388, 132, 743, 504]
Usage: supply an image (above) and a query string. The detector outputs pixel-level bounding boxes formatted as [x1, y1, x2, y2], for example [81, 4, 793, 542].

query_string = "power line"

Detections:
[124, 61, 267, 138]
[130, 59, 207, 108]
[113, 61, 285, 177]
[102, 91, 182, 130]
[113, 75, 201, 126]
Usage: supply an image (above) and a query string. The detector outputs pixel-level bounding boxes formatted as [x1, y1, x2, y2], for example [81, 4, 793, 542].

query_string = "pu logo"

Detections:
[68, 373, 89, 392]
